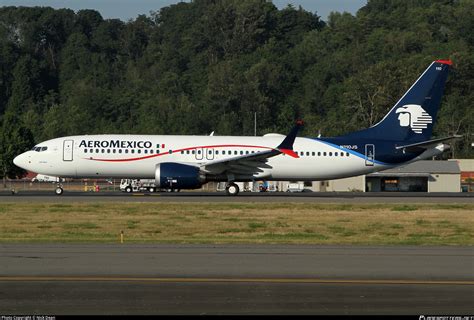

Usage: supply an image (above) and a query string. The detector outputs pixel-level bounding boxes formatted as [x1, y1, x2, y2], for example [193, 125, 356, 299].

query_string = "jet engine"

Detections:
[155, 162, 205, 189]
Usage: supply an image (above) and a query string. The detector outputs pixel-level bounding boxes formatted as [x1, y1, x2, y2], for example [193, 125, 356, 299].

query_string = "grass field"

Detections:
[0, 202, 472, 245]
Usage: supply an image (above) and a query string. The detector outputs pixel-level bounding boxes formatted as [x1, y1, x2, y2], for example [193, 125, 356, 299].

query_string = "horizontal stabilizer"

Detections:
[396, 135, 462, 151]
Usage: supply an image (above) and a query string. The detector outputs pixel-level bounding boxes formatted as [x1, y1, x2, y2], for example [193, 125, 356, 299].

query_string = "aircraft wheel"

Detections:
[149, 187, 155, 193]
[125, 186, 132, 193]
[226, 183, 239, 196]
[55, 187, 63, 195]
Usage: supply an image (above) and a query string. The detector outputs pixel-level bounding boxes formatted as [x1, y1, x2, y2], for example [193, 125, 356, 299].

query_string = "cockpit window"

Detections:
[32, 146, 47, 152]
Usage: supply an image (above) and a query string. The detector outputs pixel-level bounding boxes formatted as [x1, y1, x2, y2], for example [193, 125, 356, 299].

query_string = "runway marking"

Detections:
[1, 277, 473, 285]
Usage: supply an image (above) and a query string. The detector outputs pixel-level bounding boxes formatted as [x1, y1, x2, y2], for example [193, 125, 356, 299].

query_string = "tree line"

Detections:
[0, 0, 473, 178]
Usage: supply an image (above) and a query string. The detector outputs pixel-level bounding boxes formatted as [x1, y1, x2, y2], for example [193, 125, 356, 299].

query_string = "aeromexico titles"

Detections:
[14, 59, 457, 195]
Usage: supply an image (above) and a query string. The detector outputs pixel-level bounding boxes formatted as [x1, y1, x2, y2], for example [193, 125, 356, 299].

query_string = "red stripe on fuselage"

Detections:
[84, 144, 274, 162]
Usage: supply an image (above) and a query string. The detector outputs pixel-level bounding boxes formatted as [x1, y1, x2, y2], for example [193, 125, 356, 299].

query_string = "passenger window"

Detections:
[113, 149, 116, 153]
[192, 150, 195, 154]
[246, 151, 249, 155]
[144, 150, 148, 154]
[156, 150, 160, 154]
[306, 152, 309, 156]
[107, 149, 110, 153]
[346, 152, 350, 157]
[312, 152, 315, 156]
[101, 149, 105, 153]
[318, 152, 321, 156]
[216, 150, 219, 155]
[335, 152, 338, 156]
[156, 144, 160, 148]
[131, 150, 135, 154]
[340, 153, 344, 157]
[150, 150, 154, 154]
[329, 152, 332, 156]
[300, 152, 304, 156]
[125, 149, 128, 154]
[96, 149, 99, 153]
[84, 149, 87, 153]
[137, 150, 141, 154]
[90, 149, 93, 153]
[240, 151, 243, 155]
[169, 150, 172, 154]
[197, 150, 201, 154]
[186, 150, 190, 154]
[119, 149, 122, 154]
[251, 151, 255, 154]
[234, 151, 238, 155]
[323, 152, 327, 156]
[181, 150, 184, 154]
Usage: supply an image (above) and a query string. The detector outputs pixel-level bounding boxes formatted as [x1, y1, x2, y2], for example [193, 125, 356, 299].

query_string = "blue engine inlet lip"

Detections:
[156, 162, 202, 189]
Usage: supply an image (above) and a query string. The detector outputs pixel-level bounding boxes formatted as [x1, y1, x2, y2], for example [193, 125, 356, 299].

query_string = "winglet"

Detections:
[277, 120, 304, 158]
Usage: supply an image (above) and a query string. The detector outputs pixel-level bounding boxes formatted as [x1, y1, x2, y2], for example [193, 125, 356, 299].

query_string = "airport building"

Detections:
[306, 160, 463, 193]
[365, 160, 460, 192]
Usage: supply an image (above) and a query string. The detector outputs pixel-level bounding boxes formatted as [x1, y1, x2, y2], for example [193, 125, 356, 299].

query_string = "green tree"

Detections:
[0, 112, 34, 185]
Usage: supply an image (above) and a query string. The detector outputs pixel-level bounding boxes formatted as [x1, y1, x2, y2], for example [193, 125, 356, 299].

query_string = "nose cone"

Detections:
[13, 153, 27, 169]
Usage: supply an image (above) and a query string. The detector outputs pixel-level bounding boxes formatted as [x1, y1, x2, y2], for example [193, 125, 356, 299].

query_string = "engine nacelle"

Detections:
[155, 162, 204, 189]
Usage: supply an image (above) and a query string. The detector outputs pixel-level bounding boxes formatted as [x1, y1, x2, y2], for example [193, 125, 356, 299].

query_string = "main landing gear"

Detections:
[225, 182, 239, 196]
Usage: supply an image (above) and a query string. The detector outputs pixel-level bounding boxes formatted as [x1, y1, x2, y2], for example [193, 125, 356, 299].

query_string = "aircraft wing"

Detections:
[395, 135, 462, 152]
[201, 121, 303, 175]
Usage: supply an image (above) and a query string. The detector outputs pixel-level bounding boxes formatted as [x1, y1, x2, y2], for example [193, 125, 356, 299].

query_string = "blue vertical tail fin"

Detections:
[344, 60, 451, 143]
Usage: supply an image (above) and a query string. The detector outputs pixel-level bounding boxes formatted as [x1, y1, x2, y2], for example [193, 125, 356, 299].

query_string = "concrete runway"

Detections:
[1, 190, 474, 203]
[1, 244, 473, 315]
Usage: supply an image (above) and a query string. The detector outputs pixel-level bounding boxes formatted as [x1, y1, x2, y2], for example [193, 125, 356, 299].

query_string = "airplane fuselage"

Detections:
[16, 134, 442, 182]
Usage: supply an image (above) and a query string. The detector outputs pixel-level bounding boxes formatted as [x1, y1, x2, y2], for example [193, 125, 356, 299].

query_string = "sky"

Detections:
[0, 0, 368, 21]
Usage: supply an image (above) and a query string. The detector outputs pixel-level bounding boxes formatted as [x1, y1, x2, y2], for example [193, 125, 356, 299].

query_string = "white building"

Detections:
[313, 160, 461, 193]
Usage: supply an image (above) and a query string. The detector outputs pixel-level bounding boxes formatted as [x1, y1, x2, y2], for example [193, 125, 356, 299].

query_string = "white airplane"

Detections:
[14, 60, 456, 196]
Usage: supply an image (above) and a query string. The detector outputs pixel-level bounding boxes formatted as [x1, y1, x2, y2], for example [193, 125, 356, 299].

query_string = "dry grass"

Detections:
[0, 202, 472, 245]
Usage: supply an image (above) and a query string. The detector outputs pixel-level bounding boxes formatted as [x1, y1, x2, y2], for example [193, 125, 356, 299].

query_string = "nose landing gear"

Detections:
[55, 179, 64, 195]
[55, 186, 63, 195]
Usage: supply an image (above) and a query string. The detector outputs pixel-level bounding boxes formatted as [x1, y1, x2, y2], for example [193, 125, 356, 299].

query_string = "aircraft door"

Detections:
[205, 148, 214, 160]
[63, 140, 74, 161]
[365, 144, 375, 166]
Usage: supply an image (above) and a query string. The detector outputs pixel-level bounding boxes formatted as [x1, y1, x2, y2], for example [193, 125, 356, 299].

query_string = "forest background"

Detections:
[0, 0, 472, 178]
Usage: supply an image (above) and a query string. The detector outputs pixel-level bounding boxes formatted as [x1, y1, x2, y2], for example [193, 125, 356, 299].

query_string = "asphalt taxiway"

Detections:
[1, 190, 474, 203]
[1, 244, 473, 314]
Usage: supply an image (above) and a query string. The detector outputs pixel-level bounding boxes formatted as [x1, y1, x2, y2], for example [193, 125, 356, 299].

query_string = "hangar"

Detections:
[365, 161, 460, 192]
[309, 160, 461, 193]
